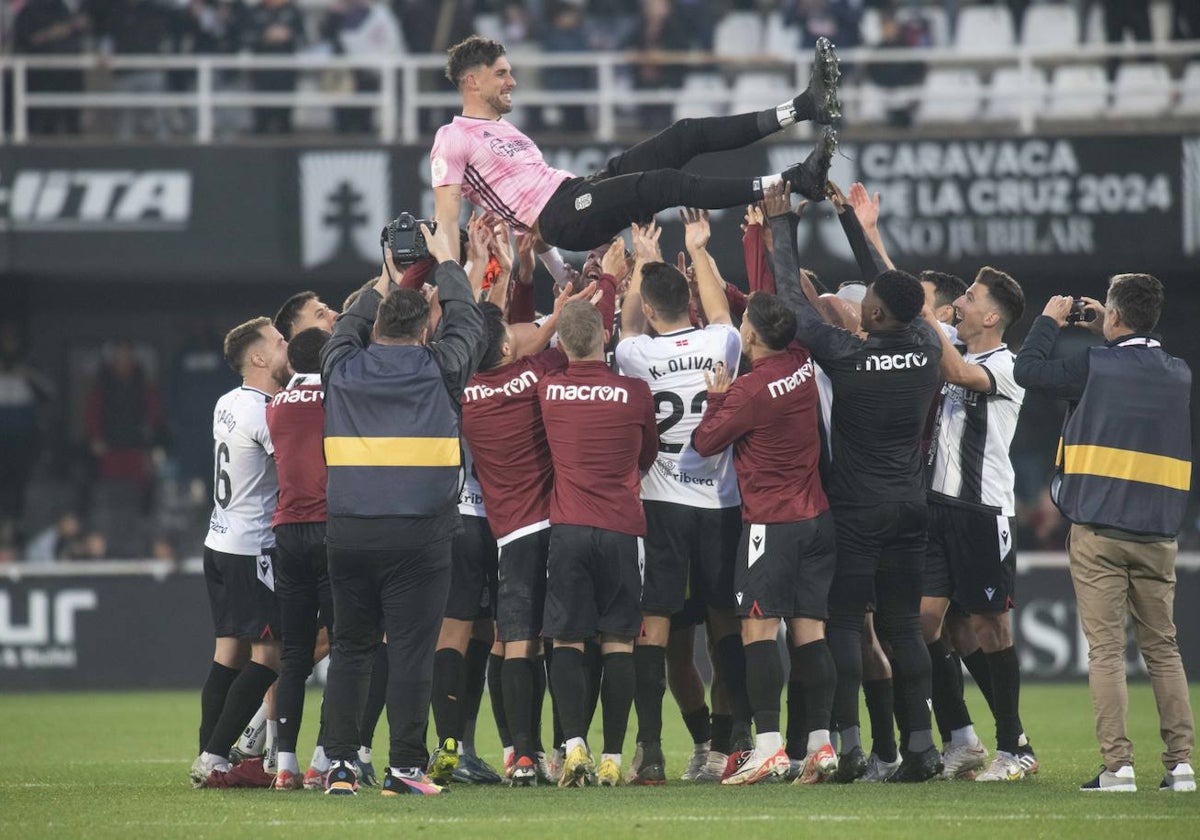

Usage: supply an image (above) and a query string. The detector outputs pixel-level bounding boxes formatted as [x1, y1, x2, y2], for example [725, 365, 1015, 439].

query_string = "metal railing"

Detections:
[1, 40, 1198, 145]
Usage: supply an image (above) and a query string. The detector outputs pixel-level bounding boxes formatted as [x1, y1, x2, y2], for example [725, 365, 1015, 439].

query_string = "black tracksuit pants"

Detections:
[537, 112, 771, 251]
[323, 540, 452, 770]
[273, 521, 333, 754]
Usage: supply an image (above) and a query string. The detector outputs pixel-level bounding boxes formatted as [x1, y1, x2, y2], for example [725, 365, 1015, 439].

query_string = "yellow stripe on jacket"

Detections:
[324, 436, 461, 468]
[1063, 444, 1191, 492]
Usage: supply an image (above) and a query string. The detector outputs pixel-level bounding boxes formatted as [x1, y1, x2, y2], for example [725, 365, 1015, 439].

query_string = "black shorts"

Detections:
[735, 512, 837, 620]
[203, 546, 280, 640]
[828, 501, 929, 611]
[445, 514, 499, 621]
[923, 499, 1017, 613]
[543, 524, 643, 641]
[273, 521, 332, 633]
[495, 527, 551, 643]
[641, 501, 741, 616]
[538, 174, 656, 253]
[670, 591, 706, 631]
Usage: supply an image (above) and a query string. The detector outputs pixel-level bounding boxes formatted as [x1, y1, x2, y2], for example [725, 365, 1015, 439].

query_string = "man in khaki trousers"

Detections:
[1014, 274, 1194, 793]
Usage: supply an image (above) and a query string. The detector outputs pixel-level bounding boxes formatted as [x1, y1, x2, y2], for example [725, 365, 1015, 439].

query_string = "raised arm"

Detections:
[422, 224, 485, 398]
[681, 208, 732, 326]
[433, 185, 463, 264]
[846, 182, 895, 271]
[620, 220, 662, 340]
[921, 305, 991, 392]
[741, 204, 776, 294]
[828, 181, 886, 283]
[1012, 296, 1092, 401]
[322, 265, 389, 381]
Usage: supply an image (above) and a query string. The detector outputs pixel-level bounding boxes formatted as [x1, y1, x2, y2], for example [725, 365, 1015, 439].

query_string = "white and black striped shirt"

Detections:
[929, 345, 1024, 516]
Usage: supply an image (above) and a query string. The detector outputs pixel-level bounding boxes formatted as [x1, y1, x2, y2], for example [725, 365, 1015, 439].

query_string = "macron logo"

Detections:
[856, 352, 929, 372]
[463, 370, 539, 403]
[767, 361, 815, 398]
[543, 383, 629, 403]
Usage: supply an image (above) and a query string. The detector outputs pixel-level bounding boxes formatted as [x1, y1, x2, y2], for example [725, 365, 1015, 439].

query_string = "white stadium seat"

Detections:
[714, 12, 763, 56]
[1176, 62, 1200, 116]
[956, 6, 1014, 52]
[918, 69, 983, 122]
[985, 66, 1048, 122]
[1111, 62, 1172, 117]
[1020, 4, 1079, 49]
[674, 73, 730, 121]
[1046, 64, 1108, 119]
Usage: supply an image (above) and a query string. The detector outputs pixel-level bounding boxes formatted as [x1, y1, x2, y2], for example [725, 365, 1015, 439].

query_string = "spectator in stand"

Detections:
[542, 1, 593, 132]
[864, 7, 928, 129]
[320, 0, 404, 135]
[13, 0, 89, 136]
[100, 0, 175, 139]
[23, 511, 83, 564]
[84, 340, 167, 509]
[243, 0, 307, 134]
[1172, 0, 1200, 40]
[784, 0, 863, 50]
[0, 319, 54, 551]
[172, 0, 246, 55]
[627, 0, 694, 126]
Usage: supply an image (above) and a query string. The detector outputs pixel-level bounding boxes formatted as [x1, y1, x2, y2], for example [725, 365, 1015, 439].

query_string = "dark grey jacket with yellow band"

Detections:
[1015, 317, 1192, 539]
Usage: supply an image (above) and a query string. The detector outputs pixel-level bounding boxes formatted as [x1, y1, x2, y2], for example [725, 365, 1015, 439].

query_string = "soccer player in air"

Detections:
[430, 35, 839, 257]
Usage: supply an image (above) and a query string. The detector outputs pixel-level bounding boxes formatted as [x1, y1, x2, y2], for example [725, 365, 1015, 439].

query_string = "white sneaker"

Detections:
[1160, 763, 1196, 792]
[1081, 765, 1136, 792]
[861, 752, 902, 782]
[694, 750, 729, 783]
[681, 741, 710, 780]
[721, 746, 790, 786]
[975, 751, 1025, 782]
[941, 739, 988, 780]
[189, 753, 229, 789]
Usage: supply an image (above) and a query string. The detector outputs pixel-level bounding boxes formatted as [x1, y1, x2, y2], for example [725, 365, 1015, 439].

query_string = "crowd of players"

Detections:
[184, 34, 1186, 798]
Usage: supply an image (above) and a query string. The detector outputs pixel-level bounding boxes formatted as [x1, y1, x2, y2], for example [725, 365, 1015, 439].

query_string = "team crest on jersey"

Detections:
[575, 193, 593, 211]
[490, 137, 533, 158]
[431, 155, 448, 182]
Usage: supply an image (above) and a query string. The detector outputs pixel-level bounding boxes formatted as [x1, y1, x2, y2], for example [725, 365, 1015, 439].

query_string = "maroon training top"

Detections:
[461, 348, 568, 541]
[537, 360, 658, 536]
[693, 345, 829, 524]
[265, 376, 327, 527]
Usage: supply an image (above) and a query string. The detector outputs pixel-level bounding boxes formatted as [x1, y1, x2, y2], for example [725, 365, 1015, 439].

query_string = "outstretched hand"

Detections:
[847, 182, 881, 230]
[761, 182, 793, 218]
[680, 207, 711, 253]
[631, 220, 663, 263]
[553, 279, 600, 314]
[826, 180, 847, 214]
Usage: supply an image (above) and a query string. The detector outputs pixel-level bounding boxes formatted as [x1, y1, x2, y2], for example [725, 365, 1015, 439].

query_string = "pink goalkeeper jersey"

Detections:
[430, 116, 575, 231]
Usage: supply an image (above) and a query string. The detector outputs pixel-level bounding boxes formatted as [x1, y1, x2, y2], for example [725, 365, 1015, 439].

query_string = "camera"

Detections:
[1066, 298, 1097, 324]
[381, 212, 436, 265]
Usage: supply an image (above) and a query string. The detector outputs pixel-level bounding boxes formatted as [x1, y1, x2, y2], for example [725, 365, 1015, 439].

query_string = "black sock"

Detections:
[794, 640, 836, 740]
[502, 657, 536, 759]
[584, 641, 604, 735]
[961, 648, 995, 715]
[743, 639, 783, 735]
[710, 713, 733, 754]
[487, 653, 511, 748]
[199, 662, 239, 754]
[928, 638, 972, 742]
[204, 661, 276, 758]
[601, 652, 635, 755]
[359, 642, 388, 749]
[431, 648, 465, 744]
[531, 655, 547, 753]
[634, 645, 667, 748]
[462, 638, 490, 754]
[544, 647, 564, 748]
[549, 647, 587, 742]
[714, 634, 753, 748]
[892, 669, 911, 748]
[882, 625, 933, 739]
[785, 678, 807, 760]
[985, 646, 1022, 754]
[682, 704, 712, 745]
[825, 612, 864, 733]
[862, 678, 897, 762]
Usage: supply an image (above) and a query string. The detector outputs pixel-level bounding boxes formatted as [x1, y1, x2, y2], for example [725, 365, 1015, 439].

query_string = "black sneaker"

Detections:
[806, 36, 841, 124]
[324, 759, 359, 796]
[833, 745, 867, 784]
[631, 743, 666, 786]
[782, 127, 837, 202]
[886, 746, 944, 783]
[453, 753, 503, 785]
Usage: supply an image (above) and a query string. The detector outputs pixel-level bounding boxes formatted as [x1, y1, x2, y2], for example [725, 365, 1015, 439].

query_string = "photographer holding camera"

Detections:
[1014, 275, 1194, 794]
[318, 219, 486, 797]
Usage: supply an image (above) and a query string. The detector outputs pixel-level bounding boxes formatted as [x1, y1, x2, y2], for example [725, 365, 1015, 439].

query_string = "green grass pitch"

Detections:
[2, 683, 1198, 839]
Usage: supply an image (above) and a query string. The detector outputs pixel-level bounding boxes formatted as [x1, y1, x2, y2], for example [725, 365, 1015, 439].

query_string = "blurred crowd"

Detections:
[6, 0, 1198, 137]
